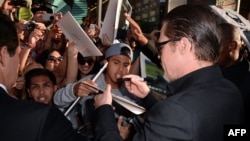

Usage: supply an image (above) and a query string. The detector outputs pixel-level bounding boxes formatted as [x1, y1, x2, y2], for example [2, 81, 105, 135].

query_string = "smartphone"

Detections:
[89, 24, 95, 29]
[118, 0, 132, 30]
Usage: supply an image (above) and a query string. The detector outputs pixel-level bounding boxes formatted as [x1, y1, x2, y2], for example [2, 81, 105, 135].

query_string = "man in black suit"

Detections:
[92, 5, 245, 141]
[218, 23, 250, 125]
[0, 12, 87, 141]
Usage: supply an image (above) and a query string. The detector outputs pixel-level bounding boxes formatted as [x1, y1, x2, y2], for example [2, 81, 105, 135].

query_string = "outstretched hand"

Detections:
[73, 79, 98, 97]
[123, 74, 150, 98]
[124, 13, 148, 46]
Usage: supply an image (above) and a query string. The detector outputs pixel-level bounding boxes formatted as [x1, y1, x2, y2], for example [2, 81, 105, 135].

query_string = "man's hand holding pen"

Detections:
[123, 74, 150, 98]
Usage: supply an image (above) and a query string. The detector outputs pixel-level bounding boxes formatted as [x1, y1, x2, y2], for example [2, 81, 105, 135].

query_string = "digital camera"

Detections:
[25, 21, 36, 31]
[42, 13, 55, 22]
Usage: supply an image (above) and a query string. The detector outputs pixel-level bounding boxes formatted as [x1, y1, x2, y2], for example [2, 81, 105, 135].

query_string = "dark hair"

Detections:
[36, 49, 62, 67]
[51, 34, 67, 55]
[219, 23, 239, 49]
[25, 68, 57, 88]
[77, 52, 95, 62]
[162, 5, 221, 62]
[76, 53, 101, 80]
[120, 46, 132, 59]
[0, 13, 19, 56]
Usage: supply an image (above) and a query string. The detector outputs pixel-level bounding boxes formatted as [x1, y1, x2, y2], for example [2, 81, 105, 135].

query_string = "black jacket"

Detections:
[0, 87, 87, 141]
[222, 57, 250, 125]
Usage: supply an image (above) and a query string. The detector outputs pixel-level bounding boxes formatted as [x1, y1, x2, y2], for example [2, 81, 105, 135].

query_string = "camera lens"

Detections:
[26, 21, 36, 31]
[49, 16, 55, 21]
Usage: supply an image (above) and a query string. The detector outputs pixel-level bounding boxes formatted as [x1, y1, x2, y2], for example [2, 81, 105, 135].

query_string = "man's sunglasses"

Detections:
[156, 38, 181, 54]
[47, 56, 63, 62]
[78, 59, 94, 65]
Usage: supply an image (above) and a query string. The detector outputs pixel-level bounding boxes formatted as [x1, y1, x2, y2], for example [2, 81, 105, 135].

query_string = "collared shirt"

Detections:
[0, 83, 8, 94]
[0, 83, 17, 99]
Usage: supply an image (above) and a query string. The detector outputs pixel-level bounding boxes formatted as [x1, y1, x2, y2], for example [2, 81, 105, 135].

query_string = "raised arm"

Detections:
[124, 13, 161, 67]
[19, 21, 46, 74]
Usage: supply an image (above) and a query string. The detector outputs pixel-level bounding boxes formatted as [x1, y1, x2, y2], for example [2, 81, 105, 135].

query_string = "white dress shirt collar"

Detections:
[0, 83, 8, 94]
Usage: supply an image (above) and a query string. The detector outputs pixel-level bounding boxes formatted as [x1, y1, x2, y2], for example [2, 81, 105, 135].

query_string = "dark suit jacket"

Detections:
[92, 65, 244, 141]
[222, 57, 250, 125]
[0, 87, 87, 141]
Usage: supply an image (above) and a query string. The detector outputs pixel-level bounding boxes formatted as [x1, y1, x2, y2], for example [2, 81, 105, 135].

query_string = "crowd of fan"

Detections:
[0, 0, 249, 141]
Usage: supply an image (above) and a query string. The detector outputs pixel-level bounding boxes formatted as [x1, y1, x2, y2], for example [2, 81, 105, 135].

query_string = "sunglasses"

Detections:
[78, 59, 94, 65]
[156, 38, 181, 54]
[47, 56, 63, 63]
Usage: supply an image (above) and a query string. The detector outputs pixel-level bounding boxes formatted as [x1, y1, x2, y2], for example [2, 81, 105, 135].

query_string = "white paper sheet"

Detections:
[210, 5, 250, 51]
[81, 81, 146, 115]
[57, 12, 102, 57]
[112, 94, 146, 115]
[99, 0, 123, 43]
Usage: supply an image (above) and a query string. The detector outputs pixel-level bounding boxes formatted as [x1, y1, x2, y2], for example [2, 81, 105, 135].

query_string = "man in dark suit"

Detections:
[92, 5, 245, 141]
[0, 12, 87, 141]
[218, 23, 250, 125]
